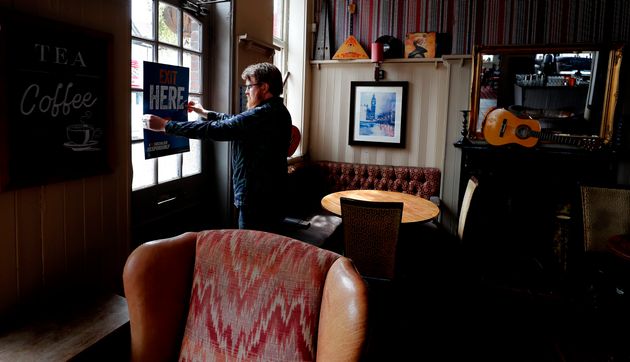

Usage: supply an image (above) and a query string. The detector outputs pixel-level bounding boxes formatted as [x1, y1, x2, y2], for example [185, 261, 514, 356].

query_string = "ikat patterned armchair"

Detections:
[123, 229, 368, 362]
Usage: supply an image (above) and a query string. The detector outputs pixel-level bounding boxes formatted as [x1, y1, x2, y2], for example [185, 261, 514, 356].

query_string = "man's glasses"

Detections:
[245, 83, 259, 90]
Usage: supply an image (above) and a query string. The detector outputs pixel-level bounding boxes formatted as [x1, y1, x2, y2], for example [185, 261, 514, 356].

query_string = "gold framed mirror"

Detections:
[467, 43, 623, 147]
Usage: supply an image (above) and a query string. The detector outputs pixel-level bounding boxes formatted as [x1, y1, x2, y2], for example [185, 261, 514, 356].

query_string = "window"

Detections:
[274, 0, 308, 159]
[131, 0, 204, 191]
[272, 0, 288, 77]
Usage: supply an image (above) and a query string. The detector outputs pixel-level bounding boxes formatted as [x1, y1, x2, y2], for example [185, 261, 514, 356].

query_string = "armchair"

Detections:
[123, 229, 368, 362]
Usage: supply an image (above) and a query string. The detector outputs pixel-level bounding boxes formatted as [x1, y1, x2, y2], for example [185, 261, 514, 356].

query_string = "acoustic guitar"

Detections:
[483, 108, 602, 150]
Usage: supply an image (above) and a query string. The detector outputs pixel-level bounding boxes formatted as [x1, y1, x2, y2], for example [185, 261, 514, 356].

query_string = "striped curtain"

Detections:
[314, 0, 630, 55]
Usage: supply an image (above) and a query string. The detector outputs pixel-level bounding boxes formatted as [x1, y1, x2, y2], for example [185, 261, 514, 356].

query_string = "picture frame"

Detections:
[349, 81, 408, 148]
[404, 32, 436, 58]
[0, 10, 112, 191]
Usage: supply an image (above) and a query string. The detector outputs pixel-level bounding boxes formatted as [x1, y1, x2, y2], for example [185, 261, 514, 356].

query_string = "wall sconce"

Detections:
[371, 42, 385, 81]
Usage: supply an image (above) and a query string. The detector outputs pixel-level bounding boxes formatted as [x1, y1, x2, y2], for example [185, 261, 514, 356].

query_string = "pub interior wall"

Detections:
[0, 0, 131, 316]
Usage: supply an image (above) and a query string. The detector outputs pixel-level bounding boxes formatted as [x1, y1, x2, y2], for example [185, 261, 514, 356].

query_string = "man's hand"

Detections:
[188, 100, 208, 117]
[142, 114, 168, 132]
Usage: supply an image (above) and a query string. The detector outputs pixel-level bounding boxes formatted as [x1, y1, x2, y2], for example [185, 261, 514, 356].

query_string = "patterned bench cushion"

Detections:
[313, 161, 441, 199]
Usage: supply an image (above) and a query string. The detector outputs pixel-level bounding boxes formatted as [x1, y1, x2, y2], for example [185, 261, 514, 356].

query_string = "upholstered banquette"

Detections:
[283, 160, 441, 247]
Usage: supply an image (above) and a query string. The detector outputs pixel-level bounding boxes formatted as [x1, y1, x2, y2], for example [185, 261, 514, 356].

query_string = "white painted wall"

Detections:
[307, 56, 472, 232]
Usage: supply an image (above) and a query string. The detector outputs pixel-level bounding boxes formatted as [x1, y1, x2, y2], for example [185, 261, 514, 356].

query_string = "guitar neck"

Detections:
[529, 130, 586, 147]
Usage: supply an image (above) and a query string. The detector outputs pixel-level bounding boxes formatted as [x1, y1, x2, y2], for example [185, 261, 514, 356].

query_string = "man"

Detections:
[143, 62, 292, 232]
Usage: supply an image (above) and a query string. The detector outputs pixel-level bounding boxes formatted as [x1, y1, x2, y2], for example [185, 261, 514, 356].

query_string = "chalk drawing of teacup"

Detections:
[67, 123, 95, 145]
[64, 123, 101, 151]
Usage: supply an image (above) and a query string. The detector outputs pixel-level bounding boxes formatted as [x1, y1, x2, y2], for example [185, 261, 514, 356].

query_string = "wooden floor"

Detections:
[361, 240, 630, 362]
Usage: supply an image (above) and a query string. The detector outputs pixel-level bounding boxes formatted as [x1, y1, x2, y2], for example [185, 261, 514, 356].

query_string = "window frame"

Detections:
[273, 0, 289, 77]
[131, 0, 205, 191]
[276, 0, 308, 159]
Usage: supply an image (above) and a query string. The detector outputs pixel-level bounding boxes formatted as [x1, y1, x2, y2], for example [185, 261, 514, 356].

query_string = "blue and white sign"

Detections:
[143, 61, 190, 159]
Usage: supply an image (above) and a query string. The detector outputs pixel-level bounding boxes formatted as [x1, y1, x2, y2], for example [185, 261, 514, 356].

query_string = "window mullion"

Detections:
[131, 0, 203, 190]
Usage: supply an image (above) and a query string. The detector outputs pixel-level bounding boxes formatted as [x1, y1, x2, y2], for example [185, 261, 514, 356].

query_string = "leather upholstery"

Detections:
[123, 229, 368, 362]
[287, 160, 441, 203]
[285, 160, 440, 248]
[123, 232, 197, 362]
[314, 161, 440, 199]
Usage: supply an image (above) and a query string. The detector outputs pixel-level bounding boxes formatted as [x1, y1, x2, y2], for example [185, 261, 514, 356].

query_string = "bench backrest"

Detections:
[313, 161, 441, 199]
[287, 160, 441, 218]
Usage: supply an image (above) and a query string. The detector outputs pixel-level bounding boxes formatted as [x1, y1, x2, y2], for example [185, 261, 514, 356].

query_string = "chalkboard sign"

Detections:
[0, 10, 112, 191]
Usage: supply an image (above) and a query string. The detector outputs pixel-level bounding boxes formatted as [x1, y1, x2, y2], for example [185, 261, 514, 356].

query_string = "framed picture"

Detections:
[349, 81, 408, 147]
[0, 10, 112, 191]
[404, 32, 436, 58]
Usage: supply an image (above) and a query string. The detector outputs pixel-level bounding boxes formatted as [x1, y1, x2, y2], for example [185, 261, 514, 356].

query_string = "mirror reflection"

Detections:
[469, 44, 623, 147]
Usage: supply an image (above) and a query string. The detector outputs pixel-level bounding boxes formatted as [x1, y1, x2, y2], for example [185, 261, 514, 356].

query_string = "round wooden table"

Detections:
[321, 190, 440, 223]
[608, 234, 630, 262]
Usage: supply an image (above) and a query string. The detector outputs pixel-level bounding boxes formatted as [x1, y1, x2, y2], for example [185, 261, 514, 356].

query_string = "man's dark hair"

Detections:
[241, 62, 283, 96]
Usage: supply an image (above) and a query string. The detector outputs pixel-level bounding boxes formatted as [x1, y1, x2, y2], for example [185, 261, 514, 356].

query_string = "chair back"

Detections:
[123, 229, 368, 362]
[340, 197, 403, 280]
[581, 185, 630, 252]
[458, 176, 480, 241]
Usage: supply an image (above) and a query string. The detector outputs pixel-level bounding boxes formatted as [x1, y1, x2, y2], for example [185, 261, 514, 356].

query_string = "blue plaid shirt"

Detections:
[165, 97, 292, 209]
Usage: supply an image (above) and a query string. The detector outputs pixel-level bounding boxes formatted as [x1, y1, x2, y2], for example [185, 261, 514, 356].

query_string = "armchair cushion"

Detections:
[179, 229, 341, 361]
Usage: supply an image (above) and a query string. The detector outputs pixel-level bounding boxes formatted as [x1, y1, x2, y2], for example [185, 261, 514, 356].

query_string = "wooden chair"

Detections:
[458, 176, 480, 243]
[452, 176, 487, 278]
[339, 197, 403, 281]
[579, 185, 630, 304]
[580, 185, 630, 253]
[123, 229, 368, 362]
[455, 176, 544, 292]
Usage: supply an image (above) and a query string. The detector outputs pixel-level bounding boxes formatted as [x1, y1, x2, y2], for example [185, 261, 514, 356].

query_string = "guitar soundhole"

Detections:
[515, 125, 531, 139]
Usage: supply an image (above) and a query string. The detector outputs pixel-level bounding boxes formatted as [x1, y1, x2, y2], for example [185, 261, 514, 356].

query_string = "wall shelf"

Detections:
[238, 33, 280, 55]
[310, 54, 470, 65]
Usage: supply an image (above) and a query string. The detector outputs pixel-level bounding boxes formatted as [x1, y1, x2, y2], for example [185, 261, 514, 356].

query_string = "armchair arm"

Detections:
[316, 257, 368, 362]
[123, 232, 197, 362]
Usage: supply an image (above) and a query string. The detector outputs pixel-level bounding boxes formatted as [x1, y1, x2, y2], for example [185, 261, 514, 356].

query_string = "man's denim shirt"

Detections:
[165, 97, 292, 208]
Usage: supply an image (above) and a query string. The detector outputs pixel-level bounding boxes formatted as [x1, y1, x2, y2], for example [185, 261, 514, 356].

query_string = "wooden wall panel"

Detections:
[0, 192, 17, 312]
[64, 179, 87, 289]
[84, 177, 105, 285]
[441, 57, 473, 233]
[15, 188, 43, 303]
[307, 57, 471, 225]
[308, 60, 451, 169]
[0, 0, 131, 315]
[101, 174, 121, 290]
[41, 183, 67, 294]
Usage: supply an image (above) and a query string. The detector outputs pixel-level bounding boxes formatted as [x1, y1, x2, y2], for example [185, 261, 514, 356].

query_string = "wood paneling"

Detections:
[308, 57, 472, 231]
[309, 59, 452, 168]
[41, 183, 67, 293]
[441, 57, 473, 233]
[0, 191, 18, 313]
[16, 188, 43, 303]
[0, 0, 130, 315]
